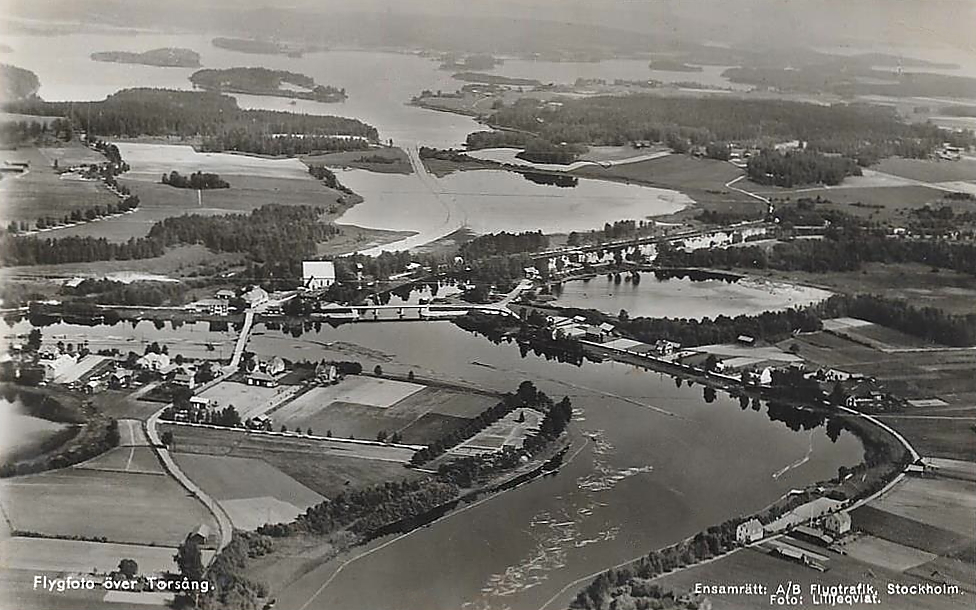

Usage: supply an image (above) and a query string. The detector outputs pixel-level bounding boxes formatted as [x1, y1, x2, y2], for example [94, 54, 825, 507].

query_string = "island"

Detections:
[649, 59, 703, 72]
[211, 37, 317, 58]
[452, 72, 541, 87]
[439, 53, 502, 71]
[189, 67, 347, 103]
[90, 48, 202, 68]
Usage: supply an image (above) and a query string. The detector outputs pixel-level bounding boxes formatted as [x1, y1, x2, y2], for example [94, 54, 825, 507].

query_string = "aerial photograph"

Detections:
[0, 0, 973, 608]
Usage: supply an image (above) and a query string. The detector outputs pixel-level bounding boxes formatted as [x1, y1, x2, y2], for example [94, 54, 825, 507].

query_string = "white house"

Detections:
[303, 261, 337, 290]
[41, 354, 76, 381]
[736, 518, 764, 544]
[823, 512, 852, 537]
[241, 286, 269, 308]
[137, 352, 171, 372]
[246, 356, 287, 387]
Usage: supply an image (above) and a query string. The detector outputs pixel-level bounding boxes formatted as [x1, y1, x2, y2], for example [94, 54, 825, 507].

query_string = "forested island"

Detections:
[0, 64, 40, 101]
[649, 59, 703, 72]
[4, 88, 376, 155]
[160, 170, 229, 190]
[452, 72, 541, 86]
[90, 48, 201, 67]
[439, 54, 502, 71]
[189, 67, 347, 103]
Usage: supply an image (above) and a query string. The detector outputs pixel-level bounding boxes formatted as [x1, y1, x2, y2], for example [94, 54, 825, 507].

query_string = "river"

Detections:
[548, 273, 833, 320]
[245, 321, 862, 610]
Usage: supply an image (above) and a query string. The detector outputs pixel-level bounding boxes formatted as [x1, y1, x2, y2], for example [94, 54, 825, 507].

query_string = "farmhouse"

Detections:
[315, 362, 338, 384]
[736, 518, 764, 544]
[241, 286, 269, 308]
[137, 353, 171, 372]
[215, 289, 236, 300]
[303, 260, 337, 290]
[191, 298, 229, 316]
[109, 369, 132, 389]
[41, 353, 76, 381]
[172, 366, 197, 390]
[823, 512, 851, 537]
[246, 356, 288, 387]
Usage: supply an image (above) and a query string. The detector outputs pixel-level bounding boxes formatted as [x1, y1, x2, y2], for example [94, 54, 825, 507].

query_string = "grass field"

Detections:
[869, 477, 976, 538]
[0, 146, 118, 224]
[174, 453, 325, 530]
[752, 263, 976, 316]
[851, 505, 973, 557]
[165, 424, 418, 498]
[197, 381, 284, 420]
[823, 317, 937, 349]
[301, 148, 412, 175]
[0, 536, 196, 575]
[574, 154, 764, 219]
[875, 158, 976, 183]
[840, 534, 936, 572]
[74, 446, 164, 474]
[651, 545, 965, 610]
[0, 469, 217, 547]
[272, 381, 493, 443]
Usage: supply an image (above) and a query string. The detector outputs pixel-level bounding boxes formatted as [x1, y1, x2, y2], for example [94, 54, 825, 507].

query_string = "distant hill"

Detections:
[90, 48, 202, 68]
[0, 64, 40, 101]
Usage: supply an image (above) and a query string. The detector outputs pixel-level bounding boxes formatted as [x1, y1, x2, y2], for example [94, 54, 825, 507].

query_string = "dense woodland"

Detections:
[459, 230, 549, 260]
[0, 204, 335, 268]
[480, 96, 971, 163]
[161, 170, 229, 190]
[4, 89, 377, 155]
[746, 150, 862, 186]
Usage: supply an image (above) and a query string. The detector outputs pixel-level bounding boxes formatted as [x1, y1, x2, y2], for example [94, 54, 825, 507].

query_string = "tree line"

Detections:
[747, 149, 862, 187]
[459, 230, 549, 260]
[480, 95, 962, 163]
[161, 170, 229, 190]
[5, 88, 378, 155]
[0, 204, 336, 268]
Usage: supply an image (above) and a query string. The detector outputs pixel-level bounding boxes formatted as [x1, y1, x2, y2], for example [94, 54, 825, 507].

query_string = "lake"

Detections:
[0, 398, 67, 460]
[246, 322, 862, 610]
[337, 166, 691, 254]
[549, 273, 833, 320]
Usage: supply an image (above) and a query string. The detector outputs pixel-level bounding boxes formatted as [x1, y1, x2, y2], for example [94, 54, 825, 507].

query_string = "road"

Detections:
[354, 144, 466, 256]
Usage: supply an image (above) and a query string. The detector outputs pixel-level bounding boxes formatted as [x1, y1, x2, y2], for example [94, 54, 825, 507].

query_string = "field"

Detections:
[752, 263, 976, 316]
[851, 505, 972, 557]
[867, 477, 976, 538]
[0, 145, 118, 224]
[271, 379, 496, 443]
[165, 424, 419, 498]
[650, 544, 966, 610]
[174, 453, 325, 530]
[450, 407, 542, 457]
[748, 181, 944, 222]
[196, 381, 285, 419]
[822, 317, 936, 350]
[875, 157, 976, 183]
[301, 148, 412, 174]
[574, 154, 763, 219]
[0, 536, 200, 575]
[74, 446, 164, 474]
[840, 534, 936, 572]
[0, 468, 218, 547]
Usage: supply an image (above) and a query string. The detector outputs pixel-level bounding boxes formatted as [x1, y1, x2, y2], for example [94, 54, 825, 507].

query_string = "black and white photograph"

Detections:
[0, 1, 973, 609]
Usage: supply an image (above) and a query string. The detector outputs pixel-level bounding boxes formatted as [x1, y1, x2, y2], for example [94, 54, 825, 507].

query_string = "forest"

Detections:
[746, 150, 862, 187]
[161, 170, 229, 190]
[459, 230, 549, 260]
[481, 95, 971, 162]
[4, 89, 377, 155]
[0, 204, 336, 268]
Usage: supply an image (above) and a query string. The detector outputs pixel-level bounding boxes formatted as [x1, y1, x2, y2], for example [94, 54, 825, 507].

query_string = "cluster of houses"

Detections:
[736, 511, 852, 546]
[189, 285, 274, 316]
[546, 315, 616, 343]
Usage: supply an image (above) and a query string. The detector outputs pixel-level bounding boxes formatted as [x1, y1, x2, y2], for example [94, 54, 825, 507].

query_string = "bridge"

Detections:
[312, 303, 517, 322]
